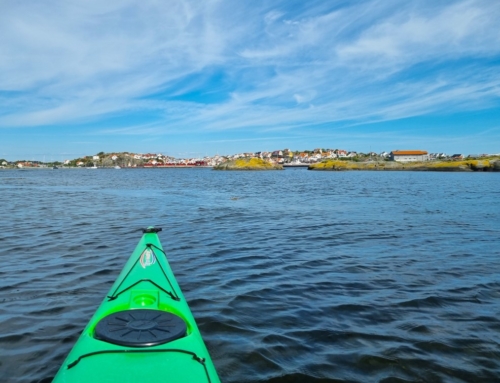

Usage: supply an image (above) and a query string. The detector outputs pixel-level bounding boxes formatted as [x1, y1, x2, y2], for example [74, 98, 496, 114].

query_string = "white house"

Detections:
[390, 150, 429, 162]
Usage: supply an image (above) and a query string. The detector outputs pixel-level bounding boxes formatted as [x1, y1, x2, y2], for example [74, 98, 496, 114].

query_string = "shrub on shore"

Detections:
[214, 158, 283, 170]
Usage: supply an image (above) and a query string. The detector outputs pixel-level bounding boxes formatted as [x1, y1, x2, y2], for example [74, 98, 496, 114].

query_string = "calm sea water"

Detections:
[0, 168, 499, 383]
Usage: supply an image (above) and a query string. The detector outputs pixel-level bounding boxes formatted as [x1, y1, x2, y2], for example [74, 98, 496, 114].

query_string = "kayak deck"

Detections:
[53, 228, 220, 383]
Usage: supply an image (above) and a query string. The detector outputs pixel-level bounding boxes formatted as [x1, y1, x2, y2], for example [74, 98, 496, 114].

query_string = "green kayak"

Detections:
[53, 227, 221, 383]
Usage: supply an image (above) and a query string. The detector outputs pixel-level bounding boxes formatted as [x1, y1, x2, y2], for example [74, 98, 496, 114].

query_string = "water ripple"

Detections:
[0, 169, 499, 382]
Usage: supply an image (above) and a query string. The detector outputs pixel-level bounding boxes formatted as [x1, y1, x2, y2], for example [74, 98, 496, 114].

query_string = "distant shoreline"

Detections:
[0, 165, 213, 170]
[3, 159, 500, 172]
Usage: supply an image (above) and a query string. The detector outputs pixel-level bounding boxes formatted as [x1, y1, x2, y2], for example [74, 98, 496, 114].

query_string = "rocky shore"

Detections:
[308, 159, 500, 172]
[214, 158, 283, 170]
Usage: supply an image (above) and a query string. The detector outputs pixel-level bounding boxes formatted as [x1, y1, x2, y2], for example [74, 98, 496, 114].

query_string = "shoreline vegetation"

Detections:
[309, 159, 500, 172]
[213, 158, 283, 171]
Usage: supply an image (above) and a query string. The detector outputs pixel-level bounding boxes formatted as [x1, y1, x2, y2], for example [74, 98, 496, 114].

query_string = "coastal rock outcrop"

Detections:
[308, 159, 499, 172]
[214, 158, 283, 171]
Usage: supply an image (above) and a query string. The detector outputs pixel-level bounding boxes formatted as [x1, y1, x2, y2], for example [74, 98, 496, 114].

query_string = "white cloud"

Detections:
[0, 0, 499, 143]
[336, 0, 500, 67]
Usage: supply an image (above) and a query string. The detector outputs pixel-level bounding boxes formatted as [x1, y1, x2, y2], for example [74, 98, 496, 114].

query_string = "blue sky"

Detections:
[1, 0, 500, 161]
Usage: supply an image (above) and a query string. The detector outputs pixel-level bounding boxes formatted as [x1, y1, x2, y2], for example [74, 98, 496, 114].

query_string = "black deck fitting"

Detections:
[142, 227, 162, 233]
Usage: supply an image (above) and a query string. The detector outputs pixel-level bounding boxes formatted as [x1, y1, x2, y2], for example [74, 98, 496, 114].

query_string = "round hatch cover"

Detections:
[94, 309, 187, 347]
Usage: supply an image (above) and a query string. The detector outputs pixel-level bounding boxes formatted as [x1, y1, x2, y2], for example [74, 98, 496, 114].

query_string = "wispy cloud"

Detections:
[1, 0, 499, 155]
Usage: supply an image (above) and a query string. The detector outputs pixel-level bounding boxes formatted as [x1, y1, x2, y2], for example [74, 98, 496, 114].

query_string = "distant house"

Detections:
[390, 150, 429, 162]
[271, 150, 283, 158]
[17, 162, 34, 168]
[451, 154, 464, 160]
[321, 150, 335, 158]
[93, 155, 100, 160]
[336, 149, 348, 157]
[282, 149, 293, 158]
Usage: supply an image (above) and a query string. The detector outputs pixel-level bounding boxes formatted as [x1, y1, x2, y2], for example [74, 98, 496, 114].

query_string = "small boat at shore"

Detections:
[52, 227, 220, 383]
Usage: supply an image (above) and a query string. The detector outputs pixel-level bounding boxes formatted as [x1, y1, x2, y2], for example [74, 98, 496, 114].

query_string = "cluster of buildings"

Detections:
[221, 149, 472, 164]
[2, 149, 496, 169]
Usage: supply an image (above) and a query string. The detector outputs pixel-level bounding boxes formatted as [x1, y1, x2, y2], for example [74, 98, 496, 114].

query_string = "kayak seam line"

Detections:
[146, 244, 181, 301]
[148, 244, 182, 300]
[66, 348, 211, 382]
[108, 246, 146, 298]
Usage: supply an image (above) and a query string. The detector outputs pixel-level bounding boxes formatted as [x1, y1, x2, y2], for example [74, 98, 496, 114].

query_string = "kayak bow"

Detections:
[53, 227, 220, 383]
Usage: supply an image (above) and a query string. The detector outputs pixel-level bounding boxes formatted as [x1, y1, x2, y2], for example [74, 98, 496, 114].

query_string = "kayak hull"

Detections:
[52, 228, 220, 383]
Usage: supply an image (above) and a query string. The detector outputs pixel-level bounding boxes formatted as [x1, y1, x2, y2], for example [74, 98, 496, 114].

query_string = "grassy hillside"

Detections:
[309, 159, 499, 171]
